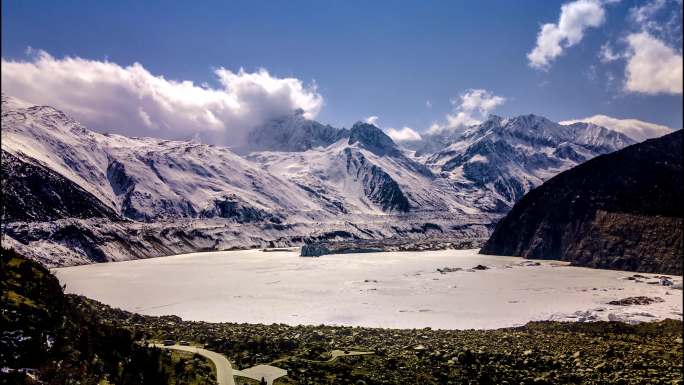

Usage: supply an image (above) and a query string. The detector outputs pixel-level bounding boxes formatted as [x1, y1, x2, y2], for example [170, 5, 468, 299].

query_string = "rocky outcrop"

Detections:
[300, 243, 330, 257]
[480, 130, 683, 274]
[199, 195, 282, 223]
[562, 210, 682, 273]
[344, 148, 411, 212]
[1, 150, 120, 222]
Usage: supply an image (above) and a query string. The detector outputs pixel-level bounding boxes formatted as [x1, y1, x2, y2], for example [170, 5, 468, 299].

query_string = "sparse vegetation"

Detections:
[0, 248, 212, 385]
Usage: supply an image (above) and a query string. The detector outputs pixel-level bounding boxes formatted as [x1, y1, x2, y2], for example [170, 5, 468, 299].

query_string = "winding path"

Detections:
[151, 343, 371, 385]
[151, 344, 236, 385]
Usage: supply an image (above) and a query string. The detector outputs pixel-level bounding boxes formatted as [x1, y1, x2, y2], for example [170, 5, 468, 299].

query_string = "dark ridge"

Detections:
[480, 130, 683, 274]
[0, 248, 175, 383]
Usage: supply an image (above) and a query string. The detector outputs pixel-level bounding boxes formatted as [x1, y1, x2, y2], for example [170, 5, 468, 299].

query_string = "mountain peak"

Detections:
[348, 122, 399, 156]
[484, 114, 505, 124]
[245, 112, 345, 152]
[507, 114, 553, 126]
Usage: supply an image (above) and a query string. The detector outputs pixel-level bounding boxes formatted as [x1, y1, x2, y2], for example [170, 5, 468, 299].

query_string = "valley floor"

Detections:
[54, 249, 683, 329]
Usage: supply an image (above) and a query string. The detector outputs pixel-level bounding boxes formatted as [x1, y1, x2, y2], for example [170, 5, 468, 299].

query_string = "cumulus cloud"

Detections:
[429, 89, 506, 134]
[623, 32, 682, 94]
[560, 114, 674, 141]
[1, 50, 324, 146]
[385, 126, 422, 142]
[595, 0, 682, 95]
[527, 0, 606, 70]
[364, 115, 379, 125]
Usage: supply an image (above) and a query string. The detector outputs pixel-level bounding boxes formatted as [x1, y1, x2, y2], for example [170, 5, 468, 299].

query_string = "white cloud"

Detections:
[623, 32, 682, 94]
[458, 89, 506, 114]
[599, 42, 623, 62]
[630, 0, 668, 31]
[362, 115, 420, 142]
[560, 114, 674, 141]
[595, 1, 682, 95]
[430, 89, 506, 134]
[0, 50, 324, 146]
[527, 0, 606, 70]
[364, 115, 379, 125]
[425, 100, 432, 109]
[385, 126, 422, 142]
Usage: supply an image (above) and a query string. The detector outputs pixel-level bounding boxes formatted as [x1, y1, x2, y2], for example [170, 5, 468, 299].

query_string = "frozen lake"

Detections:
[54, 249, 683, 329]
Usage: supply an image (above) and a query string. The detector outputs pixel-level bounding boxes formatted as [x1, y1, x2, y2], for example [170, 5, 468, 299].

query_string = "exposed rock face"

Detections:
[199, 195, 282, 223]
[480, 130, 683, 274]
[300, 243, 329, 257]
[1, 150, 120, 222]
[344, 149, 411, 212]
[563, 210, 682, 273]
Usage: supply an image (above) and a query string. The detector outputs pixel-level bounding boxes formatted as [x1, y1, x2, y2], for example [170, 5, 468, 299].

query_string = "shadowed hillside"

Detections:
[0, 248, 216, 384]
[481, 130, 683, 274]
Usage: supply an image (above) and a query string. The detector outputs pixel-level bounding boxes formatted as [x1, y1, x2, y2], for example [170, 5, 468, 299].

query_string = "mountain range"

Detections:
[0, 94, 652, 266]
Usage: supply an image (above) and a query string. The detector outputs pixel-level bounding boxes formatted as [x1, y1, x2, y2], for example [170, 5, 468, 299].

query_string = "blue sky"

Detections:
[2, 0, 682, 144]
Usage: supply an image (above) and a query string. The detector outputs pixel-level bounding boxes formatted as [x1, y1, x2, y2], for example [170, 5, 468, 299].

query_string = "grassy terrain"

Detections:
[164, 350, 217, 385]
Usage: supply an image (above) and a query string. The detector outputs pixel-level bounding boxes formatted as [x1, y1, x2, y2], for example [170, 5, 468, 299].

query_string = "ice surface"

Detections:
[54, 249, 682, 329]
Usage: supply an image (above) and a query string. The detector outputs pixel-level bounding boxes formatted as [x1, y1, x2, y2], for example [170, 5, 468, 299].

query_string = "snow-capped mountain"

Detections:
[1, 95, 479, 221]
[1, 94, 636, 266]
[244, 109, 348, 152]
[424, 114, 635, 211]
[1, 95, 332, 223]
[248, 121, 480, 215]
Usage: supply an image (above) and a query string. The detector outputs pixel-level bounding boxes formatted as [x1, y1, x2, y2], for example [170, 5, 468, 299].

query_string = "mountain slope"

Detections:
[1, 95, 336, 222]
[1, 150, 120, 222]
[0, 247, 196, 384]
[480, 130, 683, 274]
[425, 115, 635, 212]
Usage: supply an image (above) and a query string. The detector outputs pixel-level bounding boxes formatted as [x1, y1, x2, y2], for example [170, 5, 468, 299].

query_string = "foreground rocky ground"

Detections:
[93, 298, 683, 385]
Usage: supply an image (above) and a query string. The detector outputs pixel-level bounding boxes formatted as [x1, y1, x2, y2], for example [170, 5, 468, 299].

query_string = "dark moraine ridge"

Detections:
[480, 130, 683, 275]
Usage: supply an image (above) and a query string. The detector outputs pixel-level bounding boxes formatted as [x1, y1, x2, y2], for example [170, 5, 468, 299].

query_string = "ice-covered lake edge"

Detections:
[54, 248, 683, 330]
